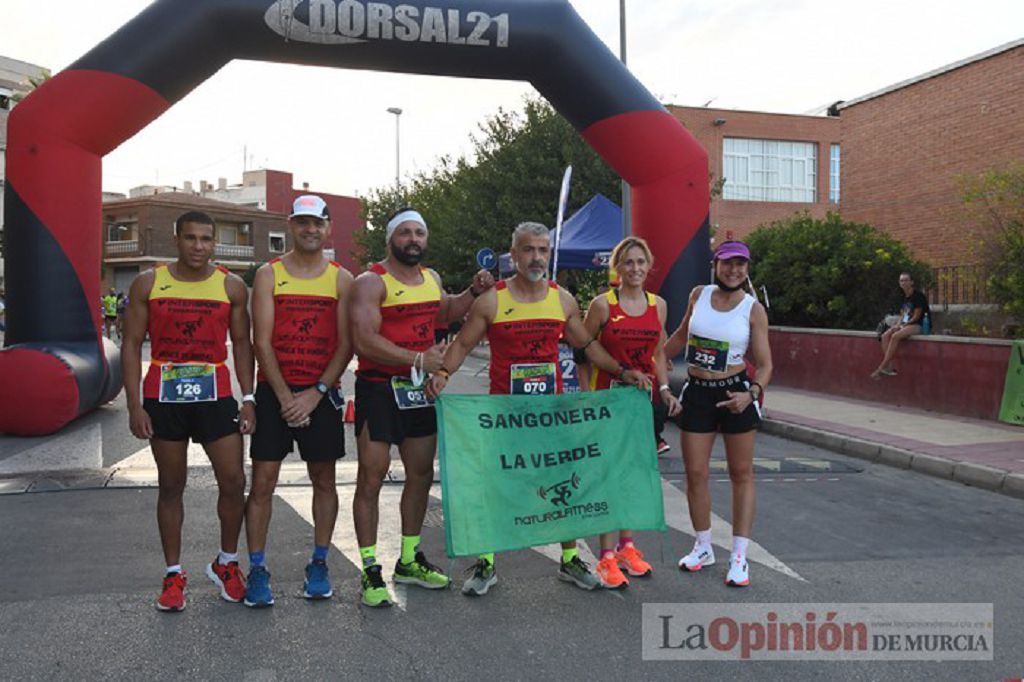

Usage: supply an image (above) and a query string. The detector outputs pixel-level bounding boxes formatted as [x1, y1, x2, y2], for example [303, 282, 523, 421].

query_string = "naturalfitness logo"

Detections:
[265, 1, 510, 47]
[642, 603, 993, 661]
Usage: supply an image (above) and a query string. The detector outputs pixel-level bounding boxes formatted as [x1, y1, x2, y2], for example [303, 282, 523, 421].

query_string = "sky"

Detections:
[2, 1, 1022, 198]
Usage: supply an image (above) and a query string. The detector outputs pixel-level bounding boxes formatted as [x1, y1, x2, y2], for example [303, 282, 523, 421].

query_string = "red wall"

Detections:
[769, 327, 1012, 419]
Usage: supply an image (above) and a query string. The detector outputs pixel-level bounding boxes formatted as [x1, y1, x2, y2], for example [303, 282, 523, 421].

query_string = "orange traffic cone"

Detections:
[343, 395, 355, 423]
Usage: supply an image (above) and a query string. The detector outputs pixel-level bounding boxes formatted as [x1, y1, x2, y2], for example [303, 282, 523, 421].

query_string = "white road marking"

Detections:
[0, 423, 102, 474]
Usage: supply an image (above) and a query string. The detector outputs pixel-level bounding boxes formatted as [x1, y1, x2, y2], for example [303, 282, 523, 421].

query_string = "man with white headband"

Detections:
[349, 206, 495, 607]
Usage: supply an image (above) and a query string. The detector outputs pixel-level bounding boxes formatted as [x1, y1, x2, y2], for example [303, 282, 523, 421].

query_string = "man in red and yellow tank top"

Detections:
[122, 211, 255, 612]
[243, 195, 355, 607]
[349, 207, 495, 607]
[427, 222, 651, 597]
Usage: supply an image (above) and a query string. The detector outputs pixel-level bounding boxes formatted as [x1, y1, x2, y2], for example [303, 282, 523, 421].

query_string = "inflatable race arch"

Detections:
[1, 0, 709, 435]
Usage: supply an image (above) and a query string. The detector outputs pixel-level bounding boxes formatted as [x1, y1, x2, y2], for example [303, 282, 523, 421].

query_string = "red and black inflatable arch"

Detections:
[1, 0, 709, 435]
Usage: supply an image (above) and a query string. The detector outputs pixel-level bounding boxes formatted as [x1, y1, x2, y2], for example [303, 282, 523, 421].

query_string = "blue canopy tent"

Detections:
[499, 194, 623, 275]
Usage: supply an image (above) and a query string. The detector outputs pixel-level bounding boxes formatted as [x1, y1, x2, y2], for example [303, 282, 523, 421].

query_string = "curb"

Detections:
[761, 418, 1024, 501]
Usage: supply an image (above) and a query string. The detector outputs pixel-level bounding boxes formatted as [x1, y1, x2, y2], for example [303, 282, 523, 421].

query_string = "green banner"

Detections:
[998, 340, 1024, 426]
[436, 387, 666, 557]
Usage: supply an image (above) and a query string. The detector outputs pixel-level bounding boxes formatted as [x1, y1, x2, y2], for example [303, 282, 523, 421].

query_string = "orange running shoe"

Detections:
[596, 555, 629, 590]
[157, 571, 187, 612]
[207, 560, 246, 603]
[616, 543, 653, 577]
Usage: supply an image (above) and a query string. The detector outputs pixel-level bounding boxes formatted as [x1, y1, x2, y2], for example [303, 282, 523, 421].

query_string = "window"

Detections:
[269, 232, 286, 253]
[829, 144, 841, 204]
[105, 219, 137, 242]
[723, 138, 817, 203]
[218, 224, 239, 245]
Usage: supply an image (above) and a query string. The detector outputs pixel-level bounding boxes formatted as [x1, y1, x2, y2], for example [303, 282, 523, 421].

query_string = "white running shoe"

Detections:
[725, 554, 749, 587]
[678, 544, 715, 572]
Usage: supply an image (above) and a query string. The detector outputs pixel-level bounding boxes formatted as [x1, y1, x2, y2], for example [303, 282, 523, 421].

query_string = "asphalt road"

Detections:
[1, 353, 1022, 680]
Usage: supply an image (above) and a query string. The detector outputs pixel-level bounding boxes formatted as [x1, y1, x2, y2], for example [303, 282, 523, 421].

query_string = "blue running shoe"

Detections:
[303, 559, 333, 600]
[244, 565, 274, 608]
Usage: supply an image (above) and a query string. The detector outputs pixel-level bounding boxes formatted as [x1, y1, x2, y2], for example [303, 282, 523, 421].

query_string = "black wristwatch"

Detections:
[315, 382, 329, 395]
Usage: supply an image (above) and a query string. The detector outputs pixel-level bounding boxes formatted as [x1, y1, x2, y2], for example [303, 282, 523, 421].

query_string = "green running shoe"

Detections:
[361, 564, 393, 607]
[394, 550, 450, 589]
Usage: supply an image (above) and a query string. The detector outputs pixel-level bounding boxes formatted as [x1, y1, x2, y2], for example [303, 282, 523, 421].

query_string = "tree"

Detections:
[355, 99, 621, 291]
[745, 213, 933, 330]
[958, 163, 1024, 330]
[10, 68, 51, 103]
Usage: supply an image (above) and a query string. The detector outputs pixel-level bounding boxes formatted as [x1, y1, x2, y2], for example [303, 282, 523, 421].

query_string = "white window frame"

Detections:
[829, 143, 841, 204]
[269, 231, 286, 253]
[723, 138, 817, 203]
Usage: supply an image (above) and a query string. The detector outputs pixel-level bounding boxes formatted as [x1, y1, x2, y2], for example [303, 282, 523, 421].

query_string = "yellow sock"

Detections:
[479, 552, 495, 565]
[400, 535, 420, 565]
[359, 545, 376, 569]
[561, 547, 578, 563]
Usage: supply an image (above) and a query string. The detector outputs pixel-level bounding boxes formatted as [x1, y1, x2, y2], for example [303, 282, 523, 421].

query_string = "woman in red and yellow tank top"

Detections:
[581, 237, 681, 589]
[486, 279, 566, 395]
[143, 263, 233, 400]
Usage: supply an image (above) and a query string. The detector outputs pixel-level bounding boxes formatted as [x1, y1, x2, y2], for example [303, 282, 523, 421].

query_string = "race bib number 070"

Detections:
[510, 362, 557, 395]
[159, 364, 217, 403]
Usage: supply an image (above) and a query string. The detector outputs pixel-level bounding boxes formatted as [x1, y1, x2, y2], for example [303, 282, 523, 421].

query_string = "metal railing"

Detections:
[104, 240, 139, 256]
[215, 243, 255, 259]
[928, 264, 991, 306]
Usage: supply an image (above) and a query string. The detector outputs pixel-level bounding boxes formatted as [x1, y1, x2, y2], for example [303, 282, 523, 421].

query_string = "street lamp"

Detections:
[387, 107, 403, 202]
[619, 1, 631, 237]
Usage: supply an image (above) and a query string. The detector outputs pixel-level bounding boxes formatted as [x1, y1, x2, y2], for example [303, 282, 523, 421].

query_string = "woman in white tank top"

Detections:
[663, 240, 773, 588]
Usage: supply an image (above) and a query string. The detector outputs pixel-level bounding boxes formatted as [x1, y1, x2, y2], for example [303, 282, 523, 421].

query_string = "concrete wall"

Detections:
[769, 326, 1013, 420]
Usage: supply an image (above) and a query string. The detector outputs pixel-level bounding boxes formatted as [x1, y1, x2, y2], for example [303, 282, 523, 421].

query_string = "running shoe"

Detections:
[206, 559, 246, 603]
[461, 558, 497, 597]
[156, 571, 187, 612]
[244, 565, 274, 608]
[394, 551, 450, 589]
[360, 564, 393, 607]
[726, 554, 750, 587]
[678, 544, 715, 572]
[656, 438, 671, 455]
[558, 555, 600, 590]
[596, 555, 628, 590]
[303, 559, 333, 600]
[616, 544, 653, 577]
[879, 368, 898, 376]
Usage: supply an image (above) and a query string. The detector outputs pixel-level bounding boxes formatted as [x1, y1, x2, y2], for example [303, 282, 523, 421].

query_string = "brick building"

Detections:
[101, 193, 291, 294]
[838, 39, 1024, 269]
[667, 105, 841, 241]
[181, 169, 364, 273]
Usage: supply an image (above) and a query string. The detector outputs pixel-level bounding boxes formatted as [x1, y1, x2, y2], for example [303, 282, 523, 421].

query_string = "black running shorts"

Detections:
[249, 382, 346, 462]
[355, 376, 437, 445]
[676, 371, 761, 434]
[143, 397, 240, 443]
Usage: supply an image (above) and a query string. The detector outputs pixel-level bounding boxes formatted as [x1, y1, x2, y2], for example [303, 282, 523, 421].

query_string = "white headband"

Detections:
[386, 210, 427, 243]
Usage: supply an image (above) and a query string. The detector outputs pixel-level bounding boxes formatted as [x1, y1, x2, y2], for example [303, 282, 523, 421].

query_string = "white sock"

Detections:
[695, 529, 712, 548]
[217, 550, 238, 565]
[732, 536, 750, 560]
[166, 564, 182, 575]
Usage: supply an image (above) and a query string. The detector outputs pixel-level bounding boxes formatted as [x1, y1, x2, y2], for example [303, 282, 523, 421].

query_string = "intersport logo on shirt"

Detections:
[265, 1, 510, 47]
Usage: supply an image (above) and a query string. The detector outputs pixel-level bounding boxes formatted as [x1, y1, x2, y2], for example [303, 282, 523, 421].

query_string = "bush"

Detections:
[745, 212, 933, 330]
[959, 163, 1024, 331]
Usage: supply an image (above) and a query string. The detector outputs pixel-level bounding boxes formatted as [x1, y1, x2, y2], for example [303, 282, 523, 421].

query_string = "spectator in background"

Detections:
[872, 272, 930, 379]
[0, 289, 6, 333]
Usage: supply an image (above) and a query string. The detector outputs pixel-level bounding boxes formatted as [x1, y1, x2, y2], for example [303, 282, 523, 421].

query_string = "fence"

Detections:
[928, 264, 991, 306]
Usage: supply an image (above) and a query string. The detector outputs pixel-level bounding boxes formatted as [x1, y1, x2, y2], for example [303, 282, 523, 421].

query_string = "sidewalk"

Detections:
[761, 385, 1024, 500]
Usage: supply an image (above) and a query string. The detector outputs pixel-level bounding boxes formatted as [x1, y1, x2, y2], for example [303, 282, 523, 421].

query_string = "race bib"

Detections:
[611, 378, 654, 401]
[685, 335, 730, 372]
[391, 376, 433, 410]
[159, 364, 217, 403]
[510, 362, 557, 396]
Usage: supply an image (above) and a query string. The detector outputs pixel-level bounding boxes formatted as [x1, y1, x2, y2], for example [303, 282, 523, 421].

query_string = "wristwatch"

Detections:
[315, 382, 329, 395]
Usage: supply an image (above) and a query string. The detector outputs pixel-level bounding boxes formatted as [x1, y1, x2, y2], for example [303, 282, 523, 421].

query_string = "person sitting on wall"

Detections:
[872, 272, 931, 379]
